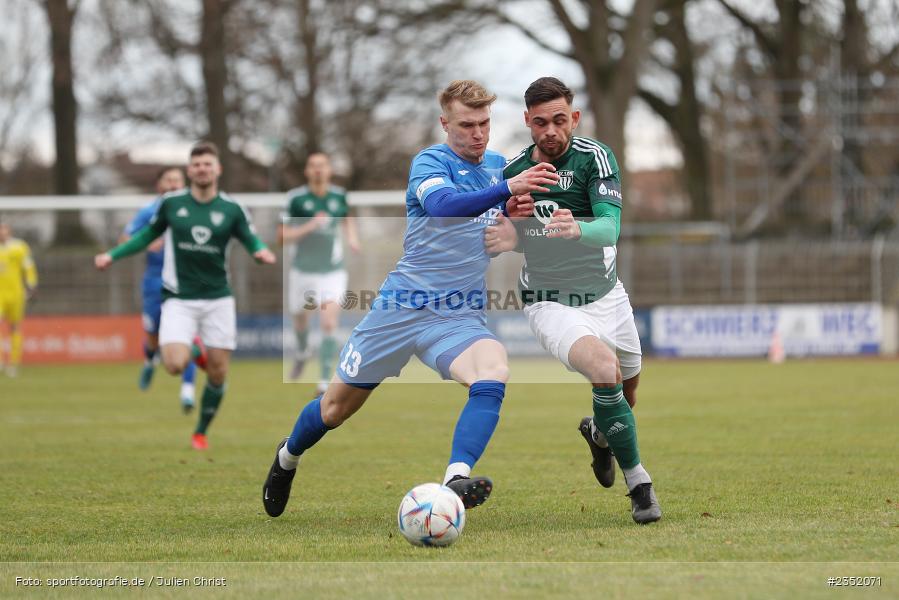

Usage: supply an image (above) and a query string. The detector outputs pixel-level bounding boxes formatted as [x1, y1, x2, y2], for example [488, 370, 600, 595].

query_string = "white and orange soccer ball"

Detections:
[397, 483, 466, 547]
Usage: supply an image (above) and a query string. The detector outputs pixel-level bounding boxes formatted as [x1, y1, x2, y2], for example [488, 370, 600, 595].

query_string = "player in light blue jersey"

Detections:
[123, 167, 197, 412]
[263, 80, 559, 517]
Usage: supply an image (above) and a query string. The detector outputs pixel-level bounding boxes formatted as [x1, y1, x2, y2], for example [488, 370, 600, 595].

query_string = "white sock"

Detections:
[180, 382, 195, 401]
[622, 464, 651, 491]
[278, 445, 301, 471]
[442, 462, 471, 485]
[589, 420, 609, 448]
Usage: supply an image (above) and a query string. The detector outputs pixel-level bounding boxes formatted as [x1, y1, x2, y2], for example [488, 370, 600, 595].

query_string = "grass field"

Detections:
[1, 358, 897, 598]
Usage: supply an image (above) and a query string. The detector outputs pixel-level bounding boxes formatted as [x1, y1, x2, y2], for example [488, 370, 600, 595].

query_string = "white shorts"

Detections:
[288, 269, 348, 313]
[159, 296, 237, 350]
[523, 280, 642, 380]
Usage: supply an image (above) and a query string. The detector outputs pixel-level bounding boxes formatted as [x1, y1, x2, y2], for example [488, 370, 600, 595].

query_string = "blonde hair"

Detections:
[438, 80, 497, 113]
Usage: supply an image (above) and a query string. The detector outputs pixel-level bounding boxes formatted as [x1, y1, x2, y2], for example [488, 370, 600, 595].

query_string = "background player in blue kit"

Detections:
[263, 80, 559, 517]
[123, 167, 197, 412]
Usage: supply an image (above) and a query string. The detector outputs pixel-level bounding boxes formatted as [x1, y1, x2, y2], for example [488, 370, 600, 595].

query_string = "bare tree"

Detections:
[639, 0, 711, 220]
[716, 0, 813, 229]
[471, 0, 659, 169]
[43, 0, 92, 244]
[199, 0, 235, 187]
[0, 0, 43, 188]
[95, 0, 249, 188]
[247, 0, 474, 188]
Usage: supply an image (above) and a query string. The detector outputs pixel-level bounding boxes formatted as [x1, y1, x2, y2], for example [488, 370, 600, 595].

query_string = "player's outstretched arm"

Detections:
[545, 203, 621, 247]
[95, 225, 163, 271]
[94, 253, 113, 271]
[506, 163, 560, 196]
[253, 247, 277, 264]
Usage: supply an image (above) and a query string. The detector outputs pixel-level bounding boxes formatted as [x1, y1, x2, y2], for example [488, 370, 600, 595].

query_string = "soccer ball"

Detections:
[397, 483, 466, 547]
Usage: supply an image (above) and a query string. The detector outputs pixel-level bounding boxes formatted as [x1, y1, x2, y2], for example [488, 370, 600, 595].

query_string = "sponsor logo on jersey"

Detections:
[191, 226, 212, 245]
[557, 170, 574, 191]
[598, 181, 623, 200]
[533, 200, 559, 225]
[470, 206, 501, 226]
[490, 176, 500, 185]
[416, 177, 445, 200]
[210, 211, 224, 227]
[176, 207, 189, 217]
[303, 200, 315, 212]
[458, 170, 469, 176]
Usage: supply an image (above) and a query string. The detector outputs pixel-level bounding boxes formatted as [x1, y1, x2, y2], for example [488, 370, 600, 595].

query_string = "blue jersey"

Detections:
[380, 144, 506, 314]
[124, 198, 165, 288]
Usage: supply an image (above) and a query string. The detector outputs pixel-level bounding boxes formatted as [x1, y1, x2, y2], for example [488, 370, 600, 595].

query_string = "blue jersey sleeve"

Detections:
[408, 150, 457, 209]
[125, 200, 161, 236]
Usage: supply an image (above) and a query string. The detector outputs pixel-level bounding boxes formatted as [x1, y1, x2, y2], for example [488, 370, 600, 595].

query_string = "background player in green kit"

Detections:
[279, 152, 360, 392]
[95, 142, 277, 450]
[487, 77, 661, 523]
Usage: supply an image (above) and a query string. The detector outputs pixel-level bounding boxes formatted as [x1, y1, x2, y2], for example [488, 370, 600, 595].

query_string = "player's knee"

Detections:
[588, 356, 618, 387]
[320, 400, 350, 428]
[162, 358, 184, 376]
[476, 359, 509, 384]
[206, 365, 227, 386]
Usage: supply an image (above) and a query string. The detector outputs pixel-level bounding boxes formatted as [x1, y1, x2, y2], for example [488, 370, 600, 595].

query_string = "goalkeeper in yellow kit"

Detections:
[0, 220, 38, 377]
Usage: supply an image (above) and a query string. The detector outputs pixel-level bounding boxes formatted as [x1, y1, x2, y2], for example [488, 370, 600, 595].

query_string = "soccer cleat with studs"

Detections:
[138, 363, 155, 390]
[445, 474, 493, 509]
[191, 432, 208, 450]
[627, 482, 662, 524]
[579, 417, 616, 488]
[262, 437, 296, 517]
[192, 336, 208, 371]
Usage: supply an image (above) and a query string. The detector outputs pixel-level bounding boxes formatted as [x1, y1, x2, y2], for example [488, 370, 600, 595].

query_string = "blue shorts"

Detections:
[141, 279, 163, 335]
[336, 304, 497, 387]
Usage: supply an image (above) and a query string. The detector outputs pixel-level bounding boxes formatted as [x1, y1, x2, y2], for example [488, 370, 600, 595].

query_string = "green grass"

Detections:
[1, 359, 897, 598]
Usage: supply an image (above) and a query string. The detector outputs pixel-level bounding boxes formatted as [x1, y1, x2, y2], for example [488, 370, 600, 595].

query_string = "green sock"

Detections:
[320, 336, 338, 380]
[195, 382, 225, 435]
[190, 343, 202, 359]
[295, 329, 309, 356]
[592, 384, 640, 469]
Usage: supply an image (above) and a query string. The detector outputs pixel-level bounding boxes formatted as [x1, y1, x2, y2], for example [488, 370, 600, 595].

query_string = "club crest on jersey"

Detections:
[191, 225, 212, 245]
[210, 211, 224, 227]
[533, 200, 559, 225]
[557, 170, 574, 191]
[327, 199, 339, 213]
[303, 200, 315, 212]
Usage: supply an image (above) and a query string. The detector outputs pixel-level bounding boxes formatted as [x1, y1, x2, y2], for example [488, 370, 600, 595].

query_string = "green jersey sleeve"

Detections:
[109, 198, 169, 260]
[233, 204, 266, 254]
[577, 203, 621, 248]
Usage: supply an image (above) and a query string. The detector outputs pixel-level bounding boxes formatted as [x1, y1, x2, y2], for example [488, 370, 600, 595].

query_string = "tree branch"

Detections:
[481, 4, 574, 59]
[716, 0, 778, 58]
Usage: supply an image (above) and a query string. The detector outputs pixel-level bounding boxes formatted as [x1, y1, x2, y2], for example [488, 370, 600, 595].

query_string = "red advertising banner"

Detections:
[21, 315, 145, 363]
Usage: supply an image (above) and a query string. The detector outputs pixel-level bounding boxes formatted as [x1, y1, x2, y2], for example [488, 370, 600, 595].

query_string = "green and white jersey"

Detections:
[147, 189, 264, 300]
[503, 136, 622, 306]
[281, 185, 349, 274]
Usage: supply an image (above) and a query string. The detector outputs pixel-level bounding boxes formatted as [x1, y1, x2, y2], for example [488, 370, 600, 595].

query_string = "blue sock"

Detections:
[286, 395, 332, 456]
[143, 343, 157, 362]
[182, 360, 196, 384]
[449, 381, 505, 467]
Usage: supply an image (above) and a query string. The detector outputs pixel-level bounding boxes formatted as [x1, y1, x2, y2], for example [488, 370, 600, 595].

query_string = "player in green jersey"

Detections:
[279, 152, 360, 392]
[487, 77, 661, 523]
[95, 142, 277, 450]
